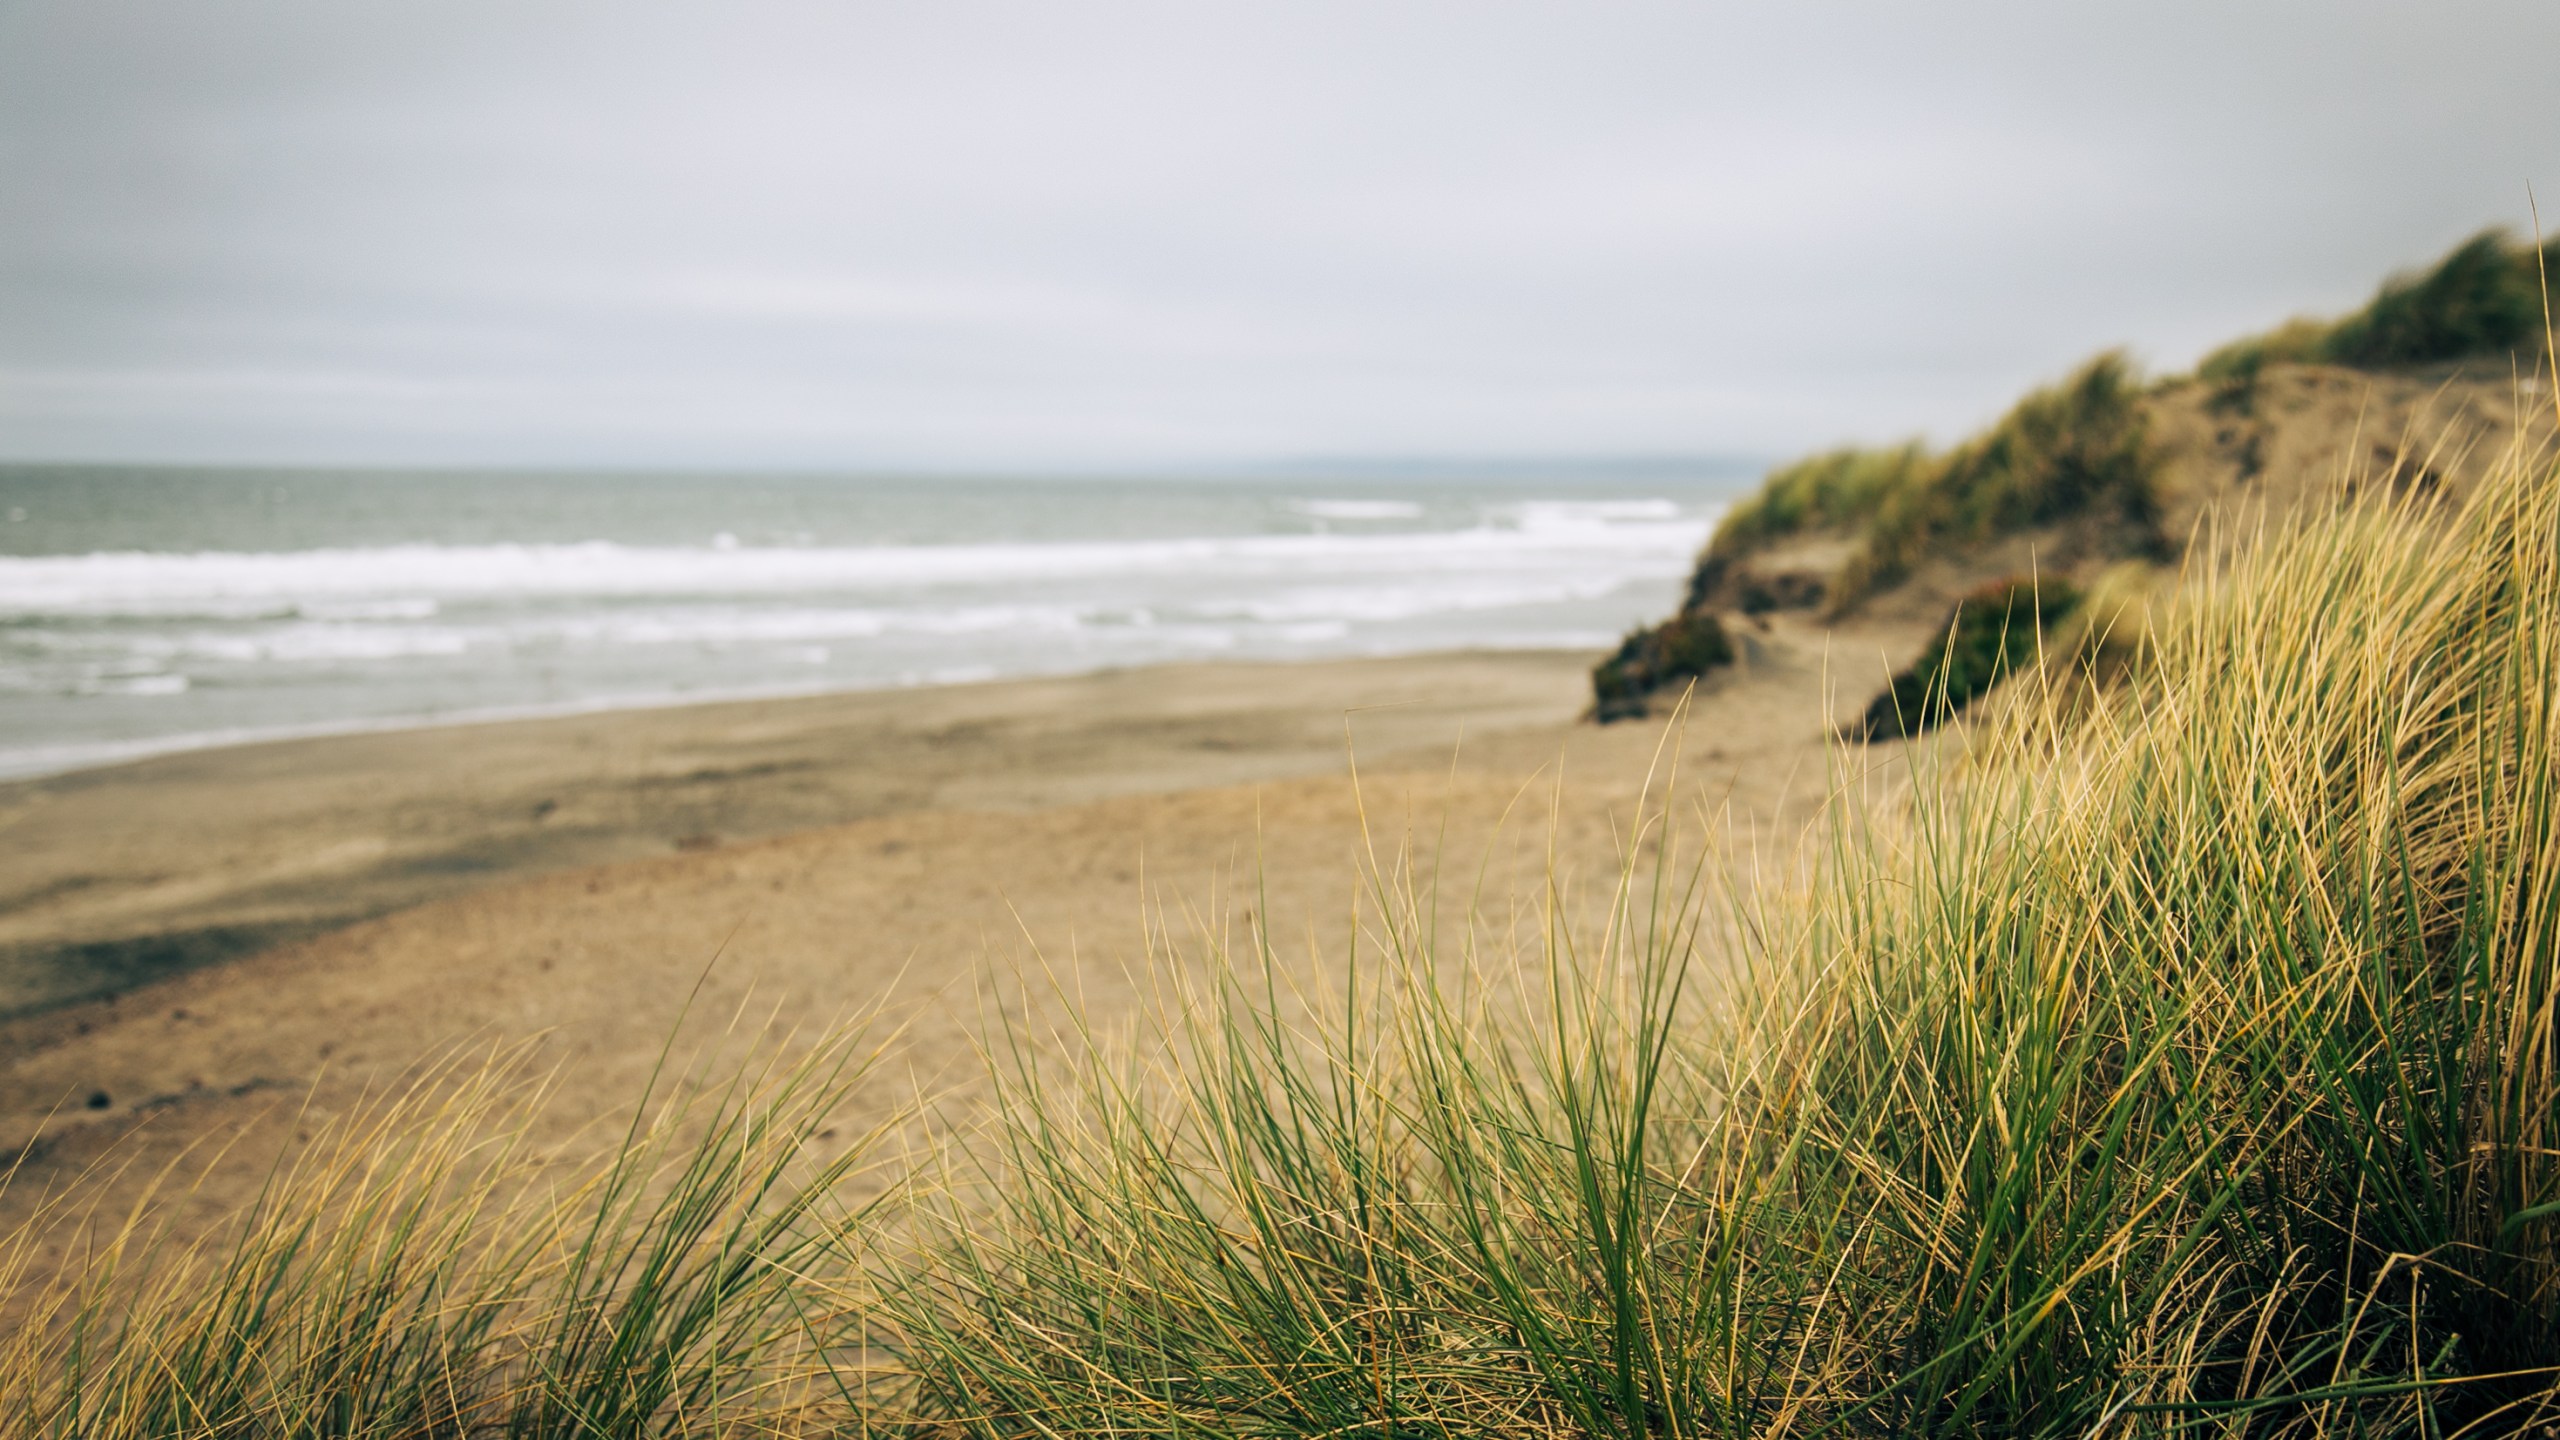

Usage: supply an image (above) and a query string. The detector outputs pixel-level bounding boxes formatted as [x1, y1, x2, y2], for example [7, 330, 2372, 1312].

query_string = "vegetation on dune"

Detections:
[1694, 441, 1932, 567]
[877, 437, 2560, 1436]
[2201, 227, 2560, 381]
[1589, 610, 1733, 722]
[1699, 352, 2162, 617]
[1600, 227, 2560, 725]
[9, 426, 2558, 1436]
[1855, 574, 2081, 740]
[0, 1031, 895, 1438]
[1600, 353, 2158, 720]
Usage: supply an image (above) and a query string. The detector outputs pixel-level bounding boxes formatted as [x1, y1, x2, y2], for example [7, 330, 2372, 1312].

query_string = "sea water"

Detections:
[0, 465, 1739, 778]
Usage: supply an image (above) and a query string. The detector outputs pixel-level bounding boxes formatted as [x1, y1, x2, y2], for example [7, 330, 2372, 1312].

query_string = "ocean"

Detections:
[0, 465, 1738, 779]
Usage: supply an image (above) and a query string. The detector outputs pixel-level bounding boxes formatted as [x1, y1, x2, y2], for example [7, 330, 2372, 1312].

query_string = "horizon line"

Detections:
[0, 451, 1778, 483]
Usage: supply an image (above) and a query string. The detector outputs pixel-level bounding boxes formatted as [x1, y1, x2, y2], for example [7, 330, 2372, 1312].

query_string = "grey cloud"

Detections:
[0, 0, 2554, 468]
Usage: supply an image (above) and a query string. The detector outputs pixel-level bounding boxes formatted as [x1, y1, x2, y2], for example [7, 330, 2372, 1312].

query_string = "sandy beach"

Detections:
[0, 650, 1620, 1019]
[0, 620, 1923, 1247]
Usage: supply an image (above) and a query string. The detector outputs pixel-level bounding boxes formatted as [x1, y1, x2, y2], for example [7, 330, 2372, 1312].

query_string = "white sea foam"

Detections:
[0, 510, 1709, 619]
[1201, 575, 1630, 625]
[88, 673, 189, 697]
[300, 597, 441, 622]
[1502, 498, 1686, 529]
[1291, 498, 1426, 521]
[0, 492, 1725, 779]
[158, 624, 476, 664]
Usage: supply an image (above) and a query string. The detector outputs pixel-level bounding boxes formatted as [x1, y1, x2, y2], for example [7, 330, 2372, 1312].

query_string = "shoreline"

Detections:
[0, 639, 1633, 785]
[0, 647, 1615, 1019]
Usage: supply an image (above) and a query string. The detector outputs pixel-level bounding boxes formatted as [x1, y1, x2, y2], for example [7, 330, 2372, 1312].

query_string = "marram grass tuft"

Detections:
[0, 1022, 901, 1439]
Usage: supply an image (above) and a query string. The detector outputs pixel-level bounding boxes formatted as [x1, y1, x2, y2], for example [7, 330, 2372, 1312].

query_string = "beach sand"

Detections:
[0, 650, 1620, 1018]
[0, 617, 1926, 1252]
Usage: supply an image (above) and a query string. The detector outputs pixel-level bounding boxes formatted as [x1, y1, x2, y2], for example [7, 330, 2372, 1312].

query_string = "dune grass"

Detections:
[1694, 352, 2161, 617]
[2202, 228, 2560, 381]
[1686, 229, 2559, 649]
[874, 426, 2560, 1436]
[0, 1023, 897, 1438]
[5, 427, 2560, 1435]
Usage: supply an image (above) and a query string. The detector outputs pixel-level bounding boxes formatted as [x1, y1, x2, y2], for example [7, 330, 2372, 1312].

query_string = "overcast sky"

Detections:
[1, 1, 2554, 471]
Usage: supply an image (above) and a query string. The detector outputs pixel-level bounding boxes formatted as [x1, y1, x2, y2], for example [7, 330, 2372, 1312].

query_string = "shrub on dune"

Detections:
[1855, 574, 2083, 740]
[1590, 610, 1735, 722]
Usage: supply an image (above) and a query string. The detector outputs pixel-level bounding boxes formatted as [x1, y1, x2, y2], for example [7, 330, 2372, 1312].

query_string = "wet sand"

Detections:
[0, 651, 1622, 1018]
